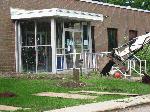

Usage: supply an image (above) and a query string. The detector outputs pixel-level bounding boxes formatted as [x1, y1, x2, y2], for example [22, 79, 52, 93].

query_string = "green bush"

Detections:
[136, 45, 150, 73]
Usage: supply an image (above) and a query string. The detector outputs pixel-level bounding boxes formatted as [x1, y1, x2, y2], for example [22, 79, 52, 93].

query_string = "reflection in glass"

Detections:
[37, 22, 51, 45]
[64, 21, 81, 29]
[83, 25, 89, 52]
[21, 21, 35, 46]
[65, 31, 73, 53]
[75, 54, 81, 68]
[66, 54, 73, 69]
[20, 21, 52, 73]
[37, 46, 52, 72]
[74, 32, 82, 53]
[56, 22, 63, 54]
[22, 47, 36, 72]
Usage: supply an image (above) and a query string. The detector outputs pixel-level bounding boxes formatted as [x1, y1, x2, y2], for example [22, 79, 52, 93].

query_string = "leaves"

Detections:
[92, 0, 150, 10]
[136, 45, 150, 72]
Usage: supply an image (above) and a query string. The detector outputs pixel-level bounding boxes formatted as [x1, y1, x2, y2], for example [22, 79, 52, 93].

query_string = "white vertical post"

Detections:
[87, 22, 92, 68]
[140, 61, 142, 76]
[51, 18, 56, 73]
[15, 21, 18, 72]
[62, 23, 66, 69]
[129, 60, 132, 76]
[88, 22, 92, 54]
[17, 22, 22, 72]
[81, 22, 83, 53]
[35, 21, 38, 73]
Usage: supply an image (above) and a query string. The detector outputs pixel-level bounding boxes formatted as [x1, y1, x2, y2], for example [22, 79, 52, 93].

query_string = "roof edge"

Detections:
[80, 0, 150, 13]
[10, 7, 104, 21]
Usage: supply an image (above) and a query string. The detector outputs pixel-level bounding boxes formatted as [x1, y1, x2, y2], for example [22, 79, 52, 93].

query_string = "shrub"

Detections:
[136, 45, 150, 73]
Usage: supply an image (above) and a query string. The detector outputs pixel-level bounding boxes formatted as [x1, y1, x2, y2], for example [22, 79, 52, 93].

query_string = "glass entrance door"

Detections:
[56, 21, 91, 71]
[65, 31, 74, 69]
[64, 30, 82, 69]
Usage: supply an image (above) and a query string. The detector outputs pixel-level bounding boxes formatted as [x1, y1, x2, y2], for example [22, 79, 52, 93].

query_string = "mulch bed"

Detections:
[0, 92, 17, 98]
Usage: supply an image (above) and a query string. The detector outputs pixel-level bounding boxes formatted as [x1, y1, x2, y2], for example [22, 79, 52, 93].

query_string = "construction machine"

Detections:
[101, 32, 150, 83]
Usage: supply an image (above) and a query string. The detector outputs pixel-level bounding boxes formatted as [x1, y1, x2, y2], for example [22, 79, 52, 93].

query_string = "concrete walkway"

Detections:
[45, 94, 150, 112]
[34, 92, 97, 99]
[0, 105, 22, 111]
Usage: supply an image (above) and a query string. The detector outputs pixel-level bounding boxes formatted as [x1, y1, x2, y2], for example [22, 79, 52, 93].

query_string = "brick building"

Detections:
[0, 0, 150, 73]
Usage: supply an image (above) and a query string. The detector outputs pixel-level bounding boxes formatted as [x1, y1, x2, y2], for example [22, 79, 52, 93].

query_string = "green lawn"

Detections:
[0, 74, 150, 112]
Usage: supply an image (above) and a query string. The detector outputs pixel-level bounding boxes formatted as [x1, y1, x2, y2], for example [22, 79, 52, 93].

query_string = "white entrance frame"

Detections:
[63, 25, 83, 69]
[12, 8, 103, 73]
[15, 20, 93, 73]
[15, 20, 53, 73]
[51, 19, 57, 73]
[56, 21, 92, 71]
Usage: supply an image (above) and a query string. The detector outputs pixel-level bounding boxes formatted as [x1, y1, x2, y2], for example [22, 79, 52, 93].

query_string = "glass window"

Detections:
[22, 47, 36, 72]
[129, 30, 138, 45]
[74, 32, 82, 53]
[56, 21, 63, 54]
[37, 22, 51, 45]
[64, 21, 81, 29]
[91, 26, 95, 53]
[83, 25, 89, 51]
[20, 21, 52, 73]
[21, 21, 35, 46]
[107, 28, 118, 51]
[37, 46, 52, 72]
[129, 30, 138, 41]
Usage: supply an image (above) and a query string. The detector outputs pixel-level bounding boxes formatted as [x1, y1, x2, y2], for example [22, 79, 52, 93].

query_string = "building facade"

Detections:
[0, 0, 150, 73]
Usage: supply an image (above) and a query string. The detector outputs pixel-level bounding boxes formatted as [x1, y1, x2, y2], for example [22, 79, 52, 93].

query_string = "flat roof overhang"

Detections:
[10, 8, 104, 21]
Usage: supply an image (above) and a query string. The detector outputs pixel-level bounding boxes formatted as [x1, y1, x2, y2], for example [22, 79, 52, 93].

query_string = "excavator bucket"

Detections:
[101, 33, 150, 77]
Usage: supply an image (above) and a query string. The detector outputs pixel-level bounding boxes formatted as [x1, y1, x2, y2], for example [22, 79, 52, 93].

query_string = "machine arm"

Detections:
[101, 32, 150, 76]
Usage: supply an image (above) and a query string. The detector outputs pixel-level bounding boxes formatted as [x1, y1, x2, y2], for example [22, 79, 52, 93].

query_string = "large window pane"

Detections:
[20, 21, 52, 73]
[83, 25, 89, 51]
[56, 21, 63, 54]
[37, 22, 51, 45]
[37, 46, 52, 72]
[129, 30, 138, 41]
[91, 26, 95, 53]
[66, 54, 73, 69]
[107, 28, 118, 51]
[64, 21, 81, 29]
[74, 32, 82, 53]
[65, 31, 73, 53]
[21, 21, 35, 46]
[22, 47, 36, 72]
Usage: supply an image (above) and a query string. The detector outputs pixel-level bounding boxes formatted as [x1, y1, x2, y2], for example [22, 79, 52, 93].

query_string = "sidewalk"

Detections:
[45, 94, 150, 112]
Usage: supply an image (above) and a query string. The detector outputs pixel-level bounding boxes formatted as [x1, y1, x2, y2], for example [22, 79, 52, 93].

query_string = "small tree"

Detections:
[136, 45, 150, 73]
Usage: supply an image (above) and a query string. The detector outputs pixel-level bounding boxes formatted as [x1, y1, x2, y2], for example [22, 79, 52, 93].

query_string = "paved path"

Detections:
[114, 103, 150, 112]
[45, 94, 150, 112]
[34, 92, 97, 99]
[0, 105, 21, 111]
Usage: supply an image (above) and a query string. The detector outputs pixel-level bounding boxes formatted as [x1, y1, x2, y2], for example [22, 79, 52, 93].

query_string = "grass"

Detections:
[0, 73, 150, 112]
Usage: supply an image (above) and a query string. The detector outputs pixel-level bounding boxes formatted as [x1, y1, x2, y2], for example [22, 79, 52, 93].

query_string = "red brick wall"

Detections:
[0, 0, 150, 72]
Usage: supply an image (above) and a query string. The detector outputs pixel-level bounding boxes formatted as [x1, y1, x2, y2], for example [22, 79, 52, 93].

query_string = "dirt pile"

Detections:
[0, 92, 17, 98]
[58, 81, 87, 88]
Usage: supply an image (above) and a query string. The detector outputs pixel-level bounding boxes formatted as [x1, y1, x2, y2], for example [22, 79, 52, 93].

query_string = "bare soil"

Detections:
[0, 92, 17, 98]
[58, 81, 87, 88]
